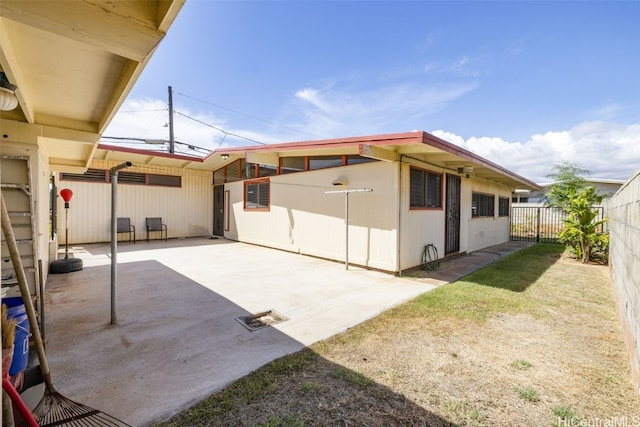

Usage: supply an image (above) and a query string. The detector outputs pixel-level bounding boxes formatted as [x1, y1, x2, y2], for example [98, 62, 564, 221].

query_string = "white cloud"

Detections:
[107, 98, 640, 185]
[104, 98, 277, 150]
[295, 88, 330, 112]
[423, 54, 486, 78]
[433, 121, 640, 183]
[587, 103, 628, 121]
[506, 38, 526, 56]
[287, 81, 479, 138]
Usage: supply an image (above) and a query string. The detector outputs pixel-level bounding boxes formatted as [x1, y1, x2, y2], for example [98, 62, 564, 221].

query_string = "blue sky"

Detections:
[105, 1, 640, 183]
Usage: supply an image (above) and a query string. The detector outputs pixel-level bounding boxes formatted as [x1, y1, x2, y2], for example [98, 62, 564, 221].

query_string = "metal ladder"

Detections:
[1, 155, 40, 303]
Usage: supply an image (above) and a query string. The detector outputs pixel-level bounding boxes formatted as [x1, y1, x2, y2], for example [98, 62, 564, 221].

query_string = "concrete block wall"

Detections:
[607, 168, 640, 396]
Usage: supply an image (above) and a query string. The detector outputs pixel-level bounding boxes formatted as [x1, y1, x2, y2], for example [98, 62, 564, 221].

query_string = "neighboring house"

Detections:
[513, 179, 625, 204]
[510, 178, 621, 242]
[65, 131, 540, 274]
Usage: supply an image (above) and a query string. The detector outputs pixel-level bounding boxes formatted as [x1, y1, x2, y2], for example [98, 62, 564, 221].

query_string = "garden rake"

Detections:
[1, 193, 130, 426]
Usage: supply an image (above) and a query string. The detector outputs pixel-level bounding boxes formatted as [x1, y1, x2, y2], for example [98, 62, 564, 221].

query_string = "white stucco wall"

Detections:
[224, 159, 515, 273]
[57, 160, 213, 244]
[225, 161, 399, 272]
[465, 179, 513, 253]
[400, 161, 446, 271]
[398, 163, 512, 269]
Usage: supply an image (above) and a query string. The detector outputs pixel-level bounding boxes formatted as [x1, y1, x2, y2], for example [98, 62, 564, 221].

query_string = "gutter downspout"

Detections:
[110, 161, 132, 325]
[397, 155, 404, 276]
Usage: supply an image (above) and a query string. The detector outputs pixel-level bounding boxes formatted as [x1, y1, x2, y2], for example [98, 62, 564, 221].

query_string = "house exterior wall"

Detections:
[224, 161, 399, 272]
[607, 169, 640, 396]
[57, 160, 213, 244]
[1, 128, 54, 294]
[223, 159, 515, 273]
[400, 169, 512, 264]
[466, 180, 513, 252]
[400, 161, 446, 271]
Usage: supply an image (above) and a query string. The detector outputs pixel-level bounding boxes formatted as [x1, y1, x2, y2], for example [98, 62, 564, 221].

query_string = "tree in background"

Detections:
[546, 161, 608, 263]
[545, 161, 591, 210]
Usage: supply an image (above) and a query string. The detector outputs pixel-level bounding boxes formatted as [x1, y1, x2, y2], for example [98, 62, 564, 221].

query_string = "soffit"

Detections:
[209, 131, 540, 190]
[0, 0, 185, 171]
[95, 131, 540, 191]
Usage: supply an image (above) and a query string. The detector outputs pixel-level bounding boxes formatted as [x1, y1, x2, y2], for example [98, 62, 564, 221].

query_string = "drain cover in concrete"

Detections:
[236, 309, 289, 331]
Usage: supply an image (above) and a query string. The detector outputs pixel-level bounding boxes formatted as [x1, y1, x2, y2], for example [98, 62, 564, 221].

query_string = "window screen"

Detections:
[410, 168, 442, 208]
[245, 180, 270, 209]
[472, 193, 495, 217]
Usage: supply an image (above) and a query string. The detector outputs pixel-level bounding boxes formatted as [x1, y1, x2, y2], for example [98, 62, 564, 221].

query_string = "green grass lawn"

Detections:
[160, 244, 640, 426]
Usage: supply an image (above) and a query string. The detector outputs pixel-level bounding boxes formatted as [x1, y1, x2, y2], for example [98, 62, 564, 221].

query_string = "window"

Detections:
[498, 197, 510, 217]
[257, 164, 277, 178]
[472, 193, 495, 217]
[244, 179, 270, 210]
[60, 168, 181, 187]
[309, 155, 343, 170]
[118, 171, 146, 184]
[227, 160, 241, 182]
[346, 155, 375, 165]
[149, 174, 181, 187]
[410, 168, 442, 209]
[215, 155, 380, 179]
[60, 168, 107, 182]
[213, 168, 226, 185]
[245, 161, 257, 179]
[280, 157, 306, 174]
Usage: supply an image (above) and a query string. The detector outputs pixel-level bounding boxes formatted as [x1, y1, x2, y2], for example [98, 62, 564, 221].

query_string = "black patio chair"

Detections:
[116, 217, 135, 243]
[146, 217, 167, 242]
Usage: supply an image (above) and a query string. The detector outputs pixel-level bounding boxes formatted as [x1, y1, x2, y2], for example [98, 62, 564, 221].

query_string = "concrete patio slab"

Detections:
[32, 238, 532, 426]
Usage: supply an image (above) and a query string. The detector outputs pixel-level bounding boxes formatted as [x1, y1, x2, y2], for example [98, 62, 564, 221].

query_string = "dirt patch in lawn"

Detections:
[161, 247, 640, 427]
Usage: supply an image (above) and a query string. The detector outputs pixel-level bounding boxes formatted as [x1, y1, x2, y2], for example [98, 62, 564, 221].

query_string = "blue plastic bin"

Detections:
[3, 297, 30, 376]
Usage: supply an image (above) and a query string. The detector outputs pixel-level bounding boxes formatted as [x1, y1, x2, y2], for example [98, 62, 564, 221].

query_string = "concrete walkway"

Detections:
[33, 238, 532, 426]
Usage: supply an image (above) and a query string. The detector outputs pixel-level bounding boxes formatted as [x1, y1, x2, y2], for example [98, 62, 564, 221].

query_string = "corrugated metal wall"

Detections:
[57, 160, 213, 244]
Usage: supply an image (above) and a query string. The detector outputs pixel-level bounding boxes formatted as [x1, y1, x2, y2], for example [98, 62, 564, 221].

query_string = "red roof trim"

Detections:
[98, 131, 539, 190]
[204, 131, 423, 159]
[419, 133, 540, 189]
[97, 143, 204, 163]
[207, 131, 539, 189]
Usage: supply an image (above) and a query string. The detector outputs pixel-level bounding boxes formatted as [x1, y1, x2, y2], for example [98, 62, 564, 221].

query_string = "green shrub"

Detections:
[589, 232, 609, 264]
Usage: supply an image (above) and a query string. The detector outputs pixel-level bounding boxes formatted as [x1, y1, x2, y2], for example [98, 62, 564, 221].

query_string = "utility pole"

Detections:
[168, 85, 175, 154]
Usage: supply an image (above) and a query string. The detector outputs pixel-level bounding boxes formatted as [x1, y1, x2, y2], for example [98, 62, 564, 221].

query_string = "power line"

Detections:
[117, 108, 167, 113]
[175, 91, 315, 138]
[100, 136, 213, 156]
[174, 110, 266, 146]
[108, 89, 272, 149]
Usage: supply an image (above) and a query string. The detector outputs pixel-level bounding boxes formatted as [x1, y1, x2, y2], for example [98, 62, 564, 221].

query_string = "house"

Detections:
[512, 178, 625, 204]
[63, 131, 540, 274]
[511, 178, 622, 240]
[0, 0, 539, 292]
[0, 0, 541, 288]
[0, 0, 185, 303]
